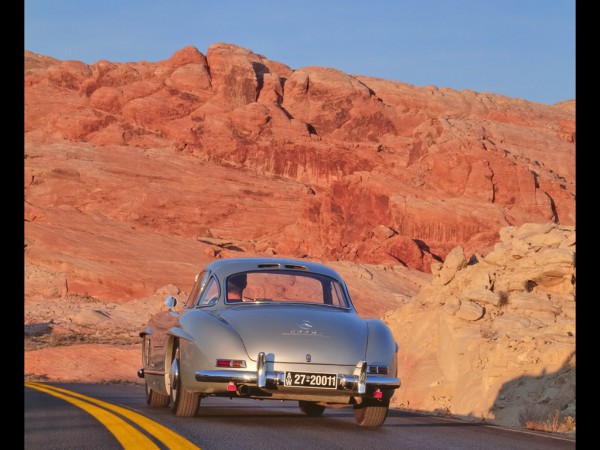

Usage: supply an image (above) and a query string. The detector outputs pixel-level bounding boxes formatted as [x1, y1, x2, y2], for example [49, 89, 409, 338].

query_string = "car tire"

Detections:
[145, 382, 170, 408]
[353, 400, 389, 427]
[298, 401, 325, 417]
[169, 341, 200, 417]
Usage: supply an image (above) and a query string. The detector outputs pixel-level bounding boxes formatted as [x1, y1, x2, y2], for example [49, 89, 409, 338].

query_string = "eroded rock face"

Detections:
[24, 44, 575, 431]
[384, 222, 575, 428]
[25, 44, 575, 273]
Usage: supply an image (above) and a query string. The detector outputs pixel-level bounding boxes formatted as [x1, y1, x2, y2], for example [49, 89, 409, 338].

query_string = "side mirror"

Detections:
[165, 296, 178, 310]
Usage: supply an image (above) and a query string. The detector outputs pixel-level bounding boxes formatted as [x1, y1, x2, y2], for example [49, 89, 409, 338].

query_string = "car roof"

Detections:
[204, 257, 344, 281]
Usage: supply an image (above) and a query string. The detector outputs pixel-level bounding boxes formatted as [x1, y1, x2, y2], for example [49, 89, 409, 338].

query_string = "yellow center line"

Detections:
[26, 381, 159, 449]
[25, 381, 201, 450]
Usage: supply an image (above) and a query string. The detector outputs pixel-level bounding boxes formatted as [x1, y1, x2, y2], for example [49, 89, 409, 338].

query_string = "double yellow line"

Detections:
[25, 381, 200, 450]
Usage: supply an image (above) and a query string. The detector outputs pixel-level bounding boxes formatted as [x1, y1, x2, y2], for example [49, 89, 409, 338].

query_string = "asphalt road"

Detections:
[24, 382, 575, 450]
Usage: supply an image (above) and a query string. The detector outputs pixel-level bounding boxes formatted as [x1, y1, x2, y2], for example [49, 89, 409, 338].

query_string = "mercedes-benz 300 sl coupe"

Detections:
[138, 257, 401, 427]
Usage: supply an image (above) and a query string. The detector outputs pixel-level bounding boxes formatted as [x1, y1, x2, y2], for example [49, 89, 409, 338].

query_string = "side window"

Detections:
[184, 271, 209, 308]
[198, 277, 220, 306]
[330, 281, 349, 307]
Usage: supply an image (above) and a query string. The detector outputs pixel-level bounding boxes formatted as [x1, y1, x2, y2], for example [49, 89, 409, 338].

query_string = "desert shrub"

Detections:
[525, 410, 575, 434]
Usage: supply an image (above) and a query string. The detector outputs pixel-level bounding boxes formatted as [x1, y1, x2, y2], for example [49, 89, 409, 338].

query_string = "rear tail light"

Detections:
[367, 365, 389, 374]
[374, 389, 383, 399]
[216, 359, 247, 368]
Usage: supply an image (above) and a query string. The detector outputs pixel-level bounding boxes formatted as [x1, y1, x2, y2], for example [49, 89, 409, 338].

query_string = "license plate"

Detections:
[284, 371, 338, 389]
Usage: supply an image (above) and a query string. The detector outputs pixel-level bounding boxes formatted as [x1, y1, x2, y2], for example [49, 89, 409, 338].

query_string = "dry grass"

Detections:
[525, 410, 576, 434]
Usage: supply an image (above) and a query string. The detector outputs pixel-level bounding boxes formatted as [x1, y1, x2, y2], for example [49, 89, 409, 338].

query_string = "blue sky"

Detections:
[24, 0, 575, 105]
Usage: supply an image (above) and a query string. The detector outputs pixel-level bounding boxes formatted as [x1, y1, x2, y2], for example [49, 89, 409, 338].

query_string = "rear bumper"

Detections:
[194, 352, 400, 394]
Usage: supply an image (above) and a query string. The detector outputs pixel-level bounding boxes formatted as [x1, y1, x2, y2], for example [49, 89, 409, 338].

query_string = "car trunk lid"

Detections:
[218, 305, 367, 365]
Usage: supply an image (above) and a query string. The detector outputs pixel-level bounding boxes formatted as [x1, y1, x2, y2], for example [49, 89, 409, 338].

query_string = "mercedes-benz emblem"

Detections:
[298, 320, 313, 330]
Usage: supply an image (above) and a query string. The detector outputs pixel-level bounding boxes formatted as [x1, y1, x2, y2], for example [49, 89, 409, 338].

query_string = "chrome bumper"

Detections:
[194, 352, 400, 394]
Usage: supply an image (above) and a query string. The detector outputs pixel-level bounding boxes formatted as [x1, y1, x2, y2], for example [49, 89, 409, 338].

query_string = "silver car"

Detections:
[138, 257, 401, 427]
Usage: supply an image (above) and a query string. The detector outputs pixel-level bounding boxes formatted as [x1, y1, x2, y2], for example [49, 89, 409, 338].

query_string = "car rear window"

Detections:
[226, 271, 349, 307]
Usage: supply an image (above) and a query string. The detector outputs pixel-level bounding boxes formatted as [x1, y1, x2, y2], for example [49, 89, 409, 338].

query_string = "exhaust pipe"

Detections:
[236, 384, 251, 396]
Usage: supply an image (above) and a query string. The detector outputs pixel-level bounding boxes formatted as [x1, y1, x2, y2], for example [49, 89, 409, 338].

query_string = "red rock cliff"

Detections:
[25, 43, 575, 298]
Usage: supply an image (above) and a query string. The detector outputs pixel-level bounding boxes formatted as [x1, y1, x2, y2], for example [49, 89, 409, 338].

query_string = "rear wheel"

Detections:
[169, 341, 200, 416]
[298, 401, 325, 417]
[353, 400, 389, 427]
[145, 381, 170, 407]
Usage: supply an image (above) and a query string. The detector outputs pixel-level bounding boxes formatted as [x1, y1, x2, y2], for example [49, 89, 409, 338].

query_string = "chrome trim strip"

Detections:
[365, 375, 401, 389]
[357, 361, 367, 394]
[257, 352, 267, 388]
[195, 370, 258, 383]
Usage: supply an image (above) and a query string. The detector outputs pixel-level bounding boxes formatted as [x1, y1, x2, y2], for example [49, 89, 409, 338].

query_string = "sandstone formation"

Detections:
[385, 222, 575, 428]
[25, 43, 575, 280]
[24, 43, 575, 432]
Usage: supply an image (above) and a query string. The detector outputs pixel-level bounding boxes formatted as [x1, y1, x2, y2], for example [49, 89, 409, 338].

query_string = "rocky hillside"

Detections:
[24, 43, 575, 431]
[25, 43, 575, 280]
[385, 222, 575, 428]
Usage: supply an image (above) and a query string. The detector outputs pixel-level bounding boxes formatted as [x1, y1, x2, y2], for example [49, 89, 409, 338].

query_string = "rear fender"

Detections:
[166, 311, 250, 388]
[167, 327, 195, 344]
[365, 319, 398, 375]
